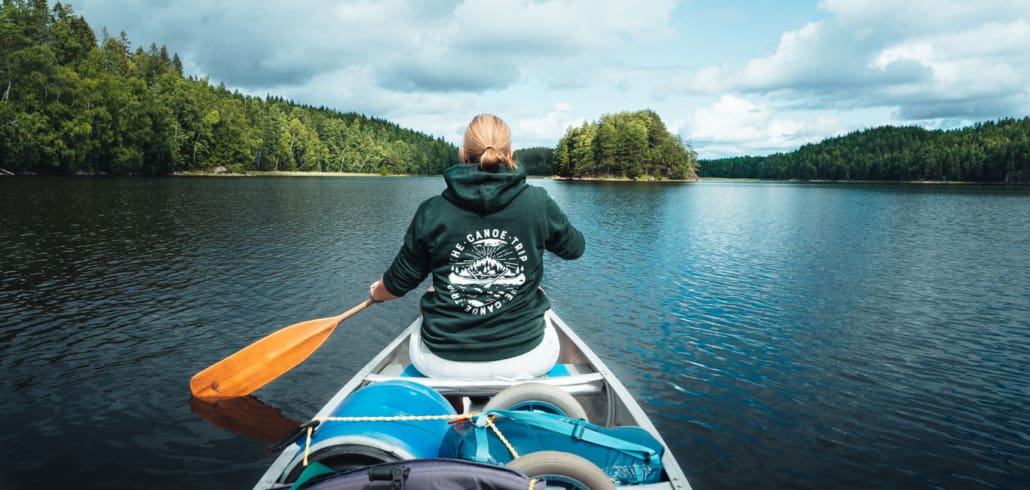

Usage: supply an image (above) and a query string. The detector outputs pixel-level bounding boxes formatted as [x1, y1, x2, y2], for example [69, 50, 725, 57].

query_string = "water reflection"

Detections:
[189, 396, 301, 444]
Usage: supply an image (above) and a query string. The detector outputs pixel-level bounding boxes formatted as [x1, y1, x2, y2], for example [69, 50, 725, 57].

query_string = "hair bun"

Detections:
[463, 114, 516, 170]
[479, 147, 503, 167]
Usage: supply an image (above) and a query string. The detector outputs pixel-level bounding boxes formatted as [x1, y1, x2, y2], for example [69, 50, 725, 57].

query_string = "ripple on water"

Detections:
[2, 179, 1030, 490]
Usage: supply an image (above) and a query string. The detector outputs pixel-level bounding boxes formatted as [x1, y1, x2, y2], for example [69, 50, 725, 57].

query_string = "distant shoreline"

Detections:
[553, 176, 699, 183]
[173, 170, 394, 177]
[2, 170, 1022, 184]
[697, 177, 1015, 185]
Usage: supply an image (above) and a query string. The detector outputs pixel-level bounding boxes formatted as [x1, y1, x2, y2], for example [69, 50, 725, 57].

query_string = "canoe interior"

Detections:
[256, 312, 691, 489]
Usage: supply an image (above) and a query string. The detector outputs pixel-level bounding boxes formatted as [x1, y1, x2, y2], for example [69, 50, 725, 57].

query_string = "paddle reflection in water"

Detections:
[190, 396, 302, 444]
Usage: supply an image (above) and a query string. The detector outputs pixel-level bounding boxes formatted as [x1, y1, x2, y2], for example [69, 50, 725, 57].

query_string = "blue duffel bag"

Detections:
[440, 409, 665, 485]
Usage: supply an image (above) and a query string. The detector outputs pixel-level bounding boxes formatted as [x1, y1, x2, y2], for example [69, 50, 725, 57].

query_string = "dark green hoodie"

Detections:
[382, 164, 585, 361]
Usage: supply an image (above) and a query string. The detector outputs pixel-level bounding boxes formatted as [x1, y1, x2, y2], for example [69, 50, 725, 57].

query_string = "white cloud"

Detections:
[739, 21, 832, 90]
[279, 66, 477, 121]
[676, 66, 732, 95]
[453, 0, 677, 48]
[686, 95, 856, 158]
[689, 95, 770, 144]
[514, 102, 588, 148]
[671, 0, 1030, 144]
[873, 20, 1030, 98]
[819, 0, 1027, 33]
[77, 0, 677, 94]
[71, 0, 1030, 157]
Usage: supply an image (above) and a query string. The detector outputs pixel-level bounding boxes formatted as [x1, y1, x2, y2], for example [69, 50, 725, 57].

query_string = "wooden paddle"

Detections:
[190, 299, 375, 401]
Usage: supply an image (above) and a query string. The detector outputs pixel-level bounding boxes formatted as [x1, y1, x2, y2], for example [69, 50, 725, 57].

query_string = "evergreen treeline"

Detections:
[512, 147, 554, 176]
[0, 0, 458, 176]
[553, 110, 698, 180]
[700, 119, 1030, 183]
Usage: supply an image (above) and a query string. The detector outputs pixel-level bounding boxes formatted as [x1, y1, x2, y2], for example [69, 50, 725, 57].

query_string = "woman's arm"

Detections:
[544, 196, 586, 259]
[369, 277, 400, 303]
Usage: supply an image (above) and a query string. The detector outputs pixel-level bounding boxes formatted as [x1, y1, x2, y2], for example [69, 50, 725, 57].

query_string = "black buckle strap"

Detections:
[268, 419, 320, 453]
[368, 464, 410, 490]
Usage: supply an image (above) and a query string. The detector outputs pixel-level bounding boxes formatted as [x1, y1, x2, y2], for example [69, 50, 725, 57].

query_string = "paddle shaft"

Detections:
[190, 299, 375, 401]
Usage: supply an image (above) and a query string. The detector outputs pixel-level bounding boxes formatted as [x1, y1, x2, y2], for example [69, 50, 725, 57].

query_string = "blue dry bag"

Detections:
[440, 409, 665, 485]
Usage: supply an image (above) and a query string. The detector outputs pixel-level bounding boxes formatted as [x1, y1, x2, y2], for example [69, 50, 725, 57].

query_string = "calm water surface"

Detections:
[1, 177, 1028, 489]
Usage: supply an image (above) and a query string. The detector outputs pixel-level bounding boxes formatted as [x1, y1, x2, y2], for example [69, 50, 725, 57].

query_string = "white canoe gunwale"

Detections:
[255, 311, 691, 489]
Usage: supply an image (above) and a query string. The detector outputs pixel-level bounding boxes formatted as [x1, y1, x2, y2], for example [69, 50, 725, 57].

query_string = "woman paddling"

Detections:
[369, 113, 585, 379]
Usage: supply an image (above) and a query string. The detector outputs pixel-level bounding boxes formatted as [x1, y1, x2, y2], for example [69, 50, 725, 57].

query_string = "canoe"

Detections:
[254, 310, 692, 489]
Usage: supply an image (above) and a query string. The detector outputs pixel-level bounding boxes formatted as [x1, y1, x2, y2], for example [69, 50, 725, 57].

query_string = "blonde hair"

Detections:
[462, 114, 516, 170]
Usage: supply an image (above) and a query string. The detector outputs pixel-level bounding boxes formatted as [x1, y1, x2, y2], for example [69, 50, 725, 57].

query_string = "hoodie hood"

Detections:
[442, 164, 528, 214]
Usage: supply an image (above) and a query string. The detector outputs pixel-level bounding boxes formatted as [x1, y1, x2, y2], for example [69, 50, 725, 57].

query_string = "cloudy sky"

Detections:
[71, 0, 1030, 158]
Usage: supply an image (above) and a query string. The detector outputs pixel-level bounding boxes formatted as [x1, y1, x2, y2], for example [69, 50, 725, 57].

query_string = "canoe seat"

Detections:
[398, 363, 571, 378]
[365, 368, 604, 396]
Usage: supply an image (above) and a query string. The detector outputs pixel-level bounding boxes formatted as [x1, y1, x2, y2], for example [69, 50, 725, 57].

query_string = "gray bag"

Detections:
[282, 458, 545, 490]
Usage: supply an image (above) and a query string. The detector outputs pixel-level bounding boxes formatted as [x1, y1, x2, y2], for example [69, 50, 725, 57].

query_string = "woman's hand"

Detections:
[369, 278, 399, 303]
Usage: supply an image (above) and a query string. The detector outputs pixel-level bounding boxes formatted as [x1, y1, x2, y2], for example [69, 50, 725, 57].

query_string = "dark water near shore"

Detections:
[1, 177, 1028, 489]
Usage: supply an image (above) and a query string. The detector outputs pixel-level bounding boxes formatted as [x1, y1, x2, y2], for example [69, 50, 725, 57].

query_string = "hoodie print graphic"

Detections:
[446, 227, 528, 315]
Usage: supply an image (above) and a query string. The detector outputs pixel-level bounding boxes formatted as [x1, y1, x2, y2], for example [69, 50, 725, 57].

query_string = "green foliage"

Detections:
[699, 120, 1030, 183]
[552, 110, 698, 180]
[0, 0, 458, 175]
[513, 146, 555, 175]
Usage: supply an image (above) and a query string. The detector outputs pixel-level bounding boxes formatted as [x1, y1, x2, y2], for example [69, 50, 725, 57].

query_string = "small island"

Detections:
[550, 110, 699, 182]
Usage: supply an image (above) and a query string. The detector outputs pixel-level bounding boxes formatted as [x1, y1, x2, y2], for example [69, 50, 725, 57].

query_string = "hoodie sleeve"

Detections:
[544, 195, 586, 260]
[382, 201, 432, 296]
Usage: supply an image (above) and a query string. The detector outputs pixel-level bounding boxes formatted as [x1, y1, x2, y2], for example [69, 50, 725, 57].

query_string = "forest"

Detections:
[512, 147, 554, 176]
[553, 110, 698, 180]
[7, 1, 1027, 183]
[0, 0, 458, 176]
[700, 119, 1030, 183]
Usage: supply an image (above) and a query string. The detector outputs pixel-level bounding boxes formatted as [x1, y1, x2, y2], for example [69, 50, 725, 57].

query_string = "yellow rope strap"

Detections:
[483, 415, 520, 459]
[302, 413, 478, 466]
[303, 425, 314, 466]
[323, 414, 466, 423]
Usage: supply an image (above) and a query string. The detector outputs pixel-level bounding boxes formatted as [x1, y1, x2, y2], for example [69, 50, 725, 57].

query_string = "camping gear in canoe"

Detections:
[254, 311, 691, 489]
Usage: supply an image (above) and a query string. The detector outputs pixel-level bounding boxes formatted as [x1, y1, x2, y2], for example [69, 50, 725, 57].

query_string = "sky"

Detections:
[70, 0, 1030, 158]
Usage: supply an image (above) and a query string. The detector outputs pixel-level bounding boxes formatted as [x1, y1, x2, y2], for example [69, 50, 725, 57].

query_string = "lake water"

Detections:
[1, 177, 1028, 489]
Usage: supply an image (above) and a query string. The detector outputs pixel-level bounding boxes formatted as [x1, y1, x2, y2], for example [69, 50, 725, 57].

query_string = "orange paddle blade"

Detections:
[190, 300, 372, 401]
